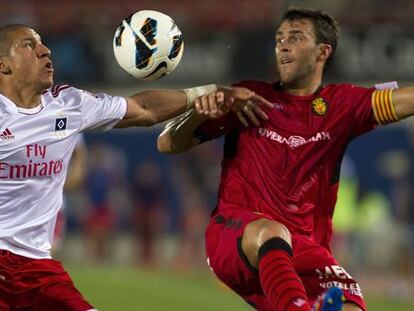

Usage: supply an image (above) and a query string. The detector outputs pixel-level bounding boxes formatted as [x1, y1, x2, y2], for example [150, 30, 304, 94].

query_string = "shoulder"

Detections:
[42, 84, 74, 98]
[42, 84, 80, 104]
[42, 84, 99, 100]
[319, 83, 377, 117]
[42, 84, 98, 106]
[322, 83, 374, 96]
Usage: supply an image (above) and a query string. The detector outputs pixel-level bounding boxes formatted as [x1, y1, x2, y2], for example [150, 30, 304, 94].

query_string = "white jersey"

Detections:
[0, 85, 127, 259]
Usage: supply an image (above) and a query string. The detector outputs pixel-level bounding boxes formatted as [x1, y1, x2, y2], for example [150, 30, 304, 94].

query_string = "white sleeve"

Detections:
[80, 90, 127, 131]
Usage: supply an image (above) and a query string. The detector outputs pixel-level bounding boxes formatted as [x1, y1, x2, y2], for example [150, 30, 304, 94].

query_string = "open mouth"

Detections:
[45, 61, 53, 71]
[280, 59, 292, 65]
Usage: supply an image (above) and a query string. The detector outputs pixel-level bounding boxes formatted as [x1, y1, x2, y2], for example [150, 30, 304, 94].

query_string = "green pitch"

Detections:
[68, 265, 413, 311]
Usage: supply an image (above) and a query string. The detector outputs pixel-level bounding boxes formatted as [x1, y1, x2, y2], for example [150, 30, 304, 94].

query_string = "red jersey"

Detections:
[197, 81, 382, 250]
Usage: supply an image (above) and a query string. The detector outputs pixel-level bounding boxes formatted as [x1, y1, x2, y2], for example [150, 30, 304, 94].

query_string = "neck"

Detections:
[0, 84, 42, 108]
[281, 75, 323, 96]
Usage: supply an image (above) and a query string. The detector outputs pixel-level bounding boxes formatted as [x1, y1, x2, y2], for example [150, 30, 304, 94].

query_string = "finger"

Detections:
[236, 111, 249, 127]
[194, 98, 203, 114]
[230, 100, 244, 112]
[218, 94, 231, 115]
[251, 105, 269, 120]
[216, 91, 225, 103]
[223, 95, 235, 110]
[243, 105, 260, 126]
[200, 96, 210, 115]
[251, 93, 273, 108]
[231, 89, 255, 101]
[223, 97, 233, 110]
[206, 93, 219, 117]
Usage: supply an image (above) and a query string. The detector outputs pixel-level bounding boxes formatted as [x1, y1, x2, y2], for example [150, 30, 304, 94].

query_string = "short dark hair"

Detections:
[281, 8, 340, 72]
[0, 24, 29, 56]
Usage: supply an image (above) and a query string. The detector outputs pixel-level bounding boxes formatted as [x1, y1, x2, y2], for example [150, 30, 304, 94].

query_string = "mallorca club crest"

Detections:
[311, 97, 328, 116]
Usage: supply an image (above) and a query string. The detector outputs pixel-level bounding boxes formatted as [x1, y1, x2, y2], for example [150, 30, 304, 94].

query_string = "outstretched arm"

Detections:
[372, 87, 414, 125]
[116, 85, 218, 128]
[116, 89, 188, 128]
[393, 87, 414, 119]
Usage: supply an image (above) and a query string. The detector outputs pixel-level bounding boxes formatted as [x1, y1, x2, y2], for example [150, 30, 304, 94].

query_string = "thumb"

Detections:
[224, 97, 235, 108]
[216, 91, 225, 103]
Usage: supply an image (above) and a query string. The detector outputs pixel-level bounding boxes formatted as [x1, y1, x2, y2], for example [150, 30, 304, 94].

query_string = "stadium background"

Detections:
[2, 0, 414, 309]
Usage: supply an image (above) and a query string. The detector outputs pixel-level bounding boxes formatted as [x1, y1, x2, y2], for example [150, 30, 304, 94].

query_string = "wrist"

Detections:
[183, 84, 217, 109]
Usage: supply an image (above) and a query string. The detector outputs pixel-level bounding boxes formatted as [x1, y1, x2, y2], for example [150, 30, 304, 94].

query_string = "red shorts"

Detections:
[0, 250, 94, 311]
[205, 208, 366, 311]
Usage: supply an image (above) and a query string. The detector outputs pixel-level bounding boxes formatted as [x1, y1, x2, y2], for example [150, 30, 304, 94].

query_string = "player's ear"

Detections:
[317, 44, 332, 62]
[0, 57, 11, 74]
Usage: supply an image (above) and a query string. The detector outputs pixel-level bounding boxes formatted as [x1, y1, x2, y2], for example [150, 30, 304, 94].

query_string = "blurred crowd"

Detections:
[3, 0, 414, 32]
[2, 0, 414, 84]
[1, 0, 414, 301]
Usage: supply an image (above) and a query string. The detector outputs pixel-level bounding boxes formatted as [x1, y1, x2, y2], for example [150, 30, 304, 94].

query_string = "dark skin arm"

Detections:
[116, 89, 188, 128]
[393, 87, 414, 119]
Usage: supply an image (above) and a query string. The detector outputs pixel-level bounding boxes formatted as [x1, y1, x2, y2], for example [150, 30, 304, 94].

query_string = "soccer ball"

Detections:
[113, 10, 184, 80]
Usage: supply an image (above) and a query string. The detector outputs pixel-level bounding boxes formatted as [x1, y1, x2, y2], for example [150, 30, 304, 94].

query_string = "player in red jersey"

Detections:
[158, 8, 414, 311]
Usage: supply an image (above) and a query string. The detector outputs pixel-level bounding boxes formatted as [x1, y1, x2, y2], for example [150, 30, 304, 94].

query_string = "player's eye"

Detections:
[275, 38, 284, 45]
[292, 35, 304, 43]
[23, 41, 36, 49]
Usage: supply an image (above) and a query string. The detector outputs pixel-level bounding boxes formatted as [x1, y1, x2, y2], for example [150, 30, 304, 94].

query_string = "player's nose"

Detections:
[279, 44, 290, 53]
[277, 39, 291, 52]
[37, 43, 52, 58]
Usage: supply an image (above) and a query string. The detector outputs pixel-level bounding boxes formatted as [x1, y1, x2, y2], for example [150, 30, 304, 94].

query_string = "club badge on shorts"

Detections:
[311, 98, 328, 116]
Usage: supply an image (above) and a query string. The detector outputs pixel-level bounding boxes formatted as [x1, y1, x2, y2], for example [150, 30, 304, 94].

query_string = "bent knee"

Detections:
[241, 218, 291, 268]
[245, 218, 291, 246]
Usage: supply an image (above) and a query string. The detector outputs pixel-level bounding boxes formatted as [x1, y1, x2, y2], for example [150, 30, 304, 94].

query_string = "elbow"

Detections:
[157, 135, 175, 154]
[124, 97, 161, 127]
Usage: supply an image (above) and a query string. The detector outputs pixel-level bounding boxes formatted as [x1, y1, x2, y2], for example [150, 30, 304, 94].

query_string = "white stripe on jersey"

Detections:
[0, 86, 127, 259]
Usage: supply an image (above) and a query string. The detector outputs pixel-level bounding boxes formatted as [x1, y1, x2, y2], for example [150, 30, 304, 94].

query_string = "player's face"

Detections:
[275, 19, 320, 87]
[4, 27, 53, 90]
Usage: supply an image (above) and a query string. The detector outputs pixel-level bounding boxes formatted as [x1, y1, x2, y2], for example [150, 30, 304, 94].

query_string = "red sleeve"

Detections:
[337, 84, 377, 138]
[332, 84, 400, 139]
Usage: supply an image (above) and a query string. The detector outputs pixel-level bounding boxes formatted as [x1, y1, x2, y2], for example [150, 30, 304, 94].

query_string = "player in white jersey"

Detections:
[0, 24, 271, 310]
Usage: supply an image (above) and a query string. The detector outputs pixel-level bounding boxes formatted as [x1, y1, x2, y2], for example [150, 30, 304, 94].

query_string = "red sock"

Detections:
[258, 237, 311, 311]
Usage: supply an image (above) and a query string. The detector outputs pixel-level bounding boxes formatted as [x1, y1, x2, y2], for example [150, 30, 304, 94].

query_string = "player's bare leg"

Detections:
[242, 218, 292, 267]
[242, 218, 362, 311]
[242, 218, 312, 310]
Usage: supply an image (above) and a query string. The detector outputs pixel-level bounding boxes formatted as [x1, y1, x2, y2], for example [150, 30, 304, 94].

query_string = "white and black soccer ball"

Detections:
[113, 10, 184, 80]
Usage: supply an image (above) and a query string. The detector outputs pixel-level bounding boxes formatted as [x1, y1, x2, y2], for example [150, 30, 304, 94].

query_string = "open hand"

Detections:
[194, 86, 273, 126]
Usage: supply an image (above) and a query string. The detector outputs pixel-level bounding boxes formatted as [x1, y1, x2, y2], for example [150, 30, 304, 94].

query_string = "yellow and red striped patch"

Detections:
[372, 89, 398, 125]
